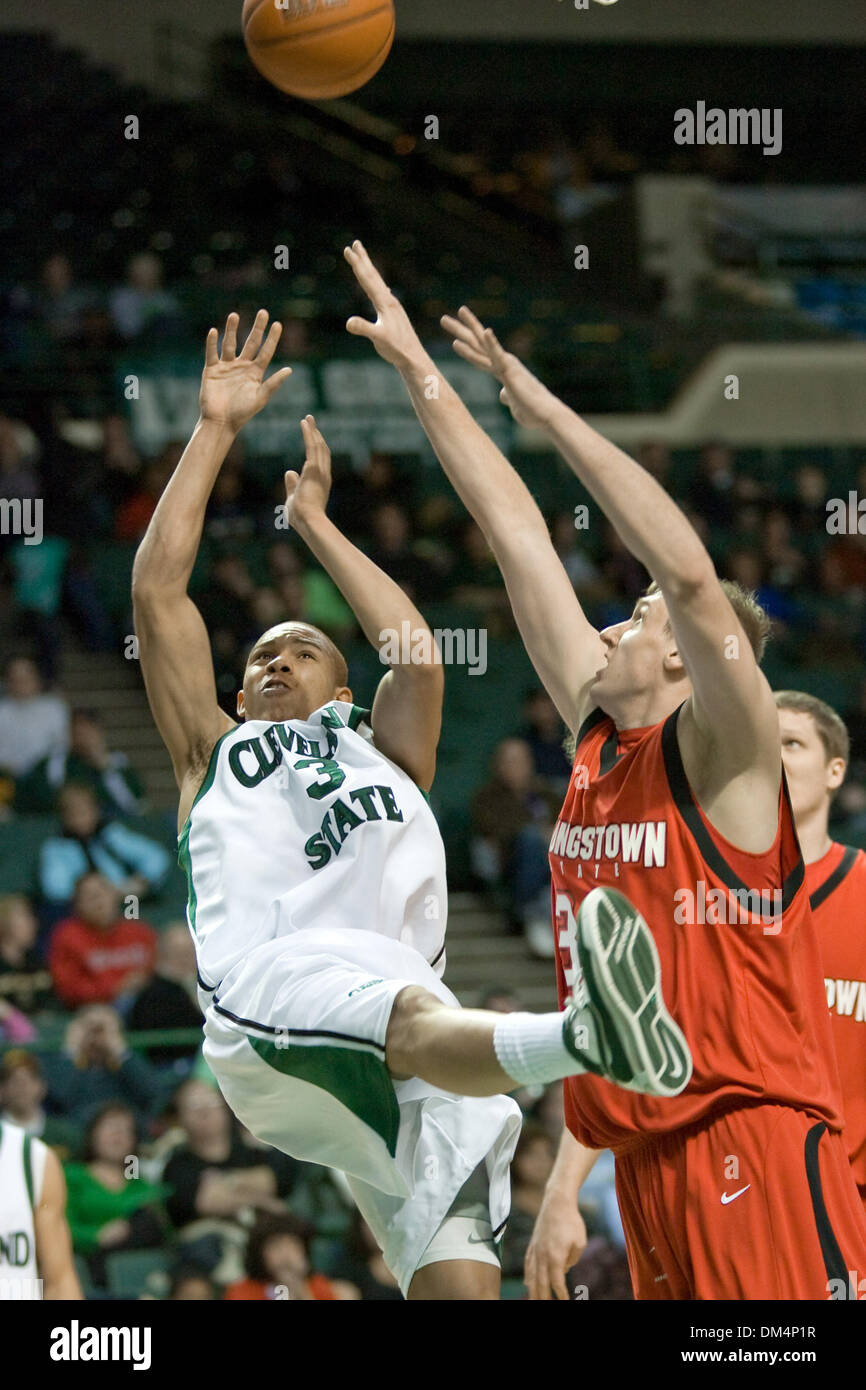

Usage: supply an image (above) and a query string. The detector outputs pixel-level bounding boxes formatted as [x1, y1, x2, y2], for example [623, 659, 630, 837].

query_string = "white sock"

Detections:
[493, 1010, 584, 1086]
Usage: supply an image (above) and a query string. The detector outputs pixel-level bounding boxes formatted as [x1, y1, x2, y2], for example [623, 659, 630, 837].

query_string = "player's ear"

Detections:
[827, 756, 846, 792]
[236, 690, 246, 717]
[335, 686, 353, 704]
[662, 642, 685, 677]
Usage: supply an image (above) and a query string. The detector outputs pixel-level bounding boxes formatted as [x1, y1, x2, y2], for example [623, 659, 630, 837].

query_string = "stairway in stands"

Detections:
[56, 642, 559, 1009]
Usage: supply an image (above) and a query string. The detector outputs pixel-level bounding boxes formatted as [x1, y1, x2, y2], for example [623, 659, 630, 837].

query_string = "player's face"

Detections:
[239, 622, 349, 722]
[590, 592, 674, 711]
[778, 708, 845, 821]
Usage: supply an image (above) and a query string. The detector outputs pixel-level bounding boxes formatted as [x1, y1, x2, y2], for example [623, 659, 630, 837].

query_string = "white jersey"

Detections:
[179, 701, 447, 998]
[0, 1120, 46, 1300]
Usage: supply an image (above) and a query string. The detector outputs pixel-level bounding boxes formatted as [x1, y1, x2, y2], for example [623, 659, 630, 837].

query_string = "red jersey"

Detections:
[48, 915, 157, 1008]
[806, 842, 866, 1194]
[551, 702, 843, 1153]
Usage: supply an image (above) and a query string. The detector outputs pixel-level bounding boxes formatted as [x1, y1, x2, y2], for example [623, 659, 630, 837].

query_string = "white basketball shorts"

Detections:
[201, 925, 522, 1295]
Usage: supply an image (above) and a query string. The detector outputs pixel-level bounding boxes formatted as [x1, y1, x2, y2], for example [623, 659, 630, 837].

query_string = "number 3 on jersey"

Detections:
[293, 756, 345, 800]
[554, 892, 579, 990]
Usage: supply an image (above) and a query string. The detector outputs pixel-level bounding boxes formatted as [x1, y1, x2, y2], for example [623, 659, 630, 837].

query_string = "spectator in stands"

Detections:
[367, 501, 444, 604]
[64, 1101, 169, 1290]
[114, 444, 181, 543]
[197, 552, 257, 645]
[224, 1212, 358, 1300]
[206, 453, 260, 549]
[0, 893, 54, 1017]
[328, 1210, 402, 1301]
[0, 1051, 80, 1160]
[686, 442, 752, 531]
[168, 1266, 219, 1300]
[478, 986, 522, 1013]
[636, 440, 672, 489]
[515, 687, 572, 795]
[0, 655, 69, 782]
[266, 543, 356, 643]
[500, 1120, 557, 1280]
[43, 1005, 167, 1126]
[109, 252, 184, 342]
[0, 413, 41, 507]
[787, 463, 829, 539]
[549, 512, 606, 601]
[763, 508, 809, 591]
[449, 519, 510, 616]
[331, 452, 415, 539]
[597, 521, 648, 613]
[16, 707, 146, 818]
[128, 924, 202, 1071]
[471, 737, 562, 956]
[38, 784, 171, 915]
[161, 1080, 299, 1238]
[568, 1236, 634, 1300]
[0, 996, 36, 1043]
[48, 872, 157, 1011]
[34, 254, 94, 346]
[6, 535, 70, 686]
[99, 413, 143, 519]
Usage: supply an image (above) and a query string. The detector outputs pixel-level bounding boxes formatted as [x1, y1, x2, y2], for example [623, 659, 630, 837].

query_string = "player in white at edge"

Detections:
[131, 308, 690, 1299]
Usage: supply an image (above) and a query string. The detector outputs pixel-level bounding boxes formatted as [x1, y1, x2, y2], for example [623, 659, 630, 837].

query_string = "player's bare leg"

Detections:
[386, 887, 693, 1098]
[407, 1261, 500, 1301]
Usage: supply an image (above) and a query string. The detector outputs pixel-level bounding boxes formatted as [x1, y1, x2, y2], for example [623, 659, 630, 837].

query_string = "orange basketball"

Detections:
[242, 0, 395, 101]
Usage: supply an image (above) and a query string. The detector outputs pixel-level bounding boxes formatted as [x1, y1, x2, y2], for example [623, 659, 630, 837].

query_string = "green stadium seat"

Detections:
[500, 1278, 527, 1300]
[105, 1249, 171, 1298]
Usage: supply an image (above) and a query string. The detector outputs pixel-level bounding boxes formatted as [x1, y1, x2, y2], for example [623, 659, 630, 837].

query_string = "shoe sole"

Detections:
[575, 886, 693, 1097]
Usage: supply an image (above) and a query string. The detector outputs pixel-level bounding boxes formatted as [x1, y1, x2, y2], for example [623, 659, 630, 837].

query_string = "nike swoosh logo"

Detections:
[720, 1184, 751, 1204]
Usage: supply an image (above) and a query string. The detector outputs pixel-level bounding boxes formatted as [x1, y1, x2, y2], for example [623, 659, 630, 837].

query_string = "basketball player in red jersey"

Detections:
[776, 691, 866, 1214]
[342, 239, 866, 1299]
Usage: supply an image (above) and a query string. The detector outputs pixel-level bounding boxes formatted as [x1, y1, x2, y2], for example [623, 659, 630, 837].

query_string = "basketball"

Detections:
[241, 0, 395, 101]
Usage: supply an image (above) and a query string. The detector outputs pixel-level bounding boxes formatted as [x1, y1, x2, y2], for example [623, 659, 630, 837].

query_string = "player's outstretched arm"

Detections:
[285, 416, 443, 792]
[132, 312, 293, 791]
[448, 311, 780, 787]
[344, 240, 604, 734]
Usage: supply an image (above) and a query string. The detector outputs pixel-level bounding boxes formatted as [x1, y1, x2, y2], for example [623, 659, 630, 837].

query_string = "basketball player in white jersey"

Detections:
[132, 310, 691, 1299]
[0, 1119, 82, 1300]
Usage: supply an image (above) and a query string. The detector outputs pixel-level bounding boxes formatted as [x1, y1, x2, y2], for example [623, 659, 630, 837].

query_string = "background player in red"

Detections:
[776, 690, 866, 1213]
[342, 239, 866, 1299]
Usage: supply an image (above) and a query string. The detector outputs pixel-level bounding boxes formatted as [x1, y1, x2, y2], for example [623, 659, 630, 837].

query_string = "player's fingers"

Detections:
[345, 314, 377, 339]
[483, 326, 511, 372]
[450, 338, 494, 371]
[204, 326, 219, 367]
[239, 308, 269, 360]
[255, 318, 283, 369]
[550, 1258, 571, 1302]
[221, 312, 239, 360]
[263, 366, 293, 400]
[440, 313, 481, 350]
[344, 240, 390, 308]
[303, 414, 330, 457]
[456, 303, 489, 346]
[284, 469, 300, 493]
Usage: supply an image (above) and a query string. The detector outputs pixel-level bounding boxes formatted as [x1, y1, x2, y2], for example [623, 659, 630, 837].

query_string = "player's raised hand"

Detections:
[283, 415, 332, 532]
[440, 305, 557, 431]
[524, 1193, 587, 1301]
[344, 240, 424, 370]
[199, 310, 293, 431]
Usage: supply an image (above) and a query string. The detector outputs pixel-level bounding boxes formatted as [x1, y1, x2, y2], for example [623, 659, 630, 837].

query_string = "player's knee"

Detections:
[385, 985, 446, 1078]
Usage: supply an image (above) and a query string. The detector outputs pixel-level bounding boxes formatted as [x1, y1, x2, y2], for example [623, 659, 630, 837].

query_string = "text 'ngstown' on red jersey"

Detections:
[550, 702, 843, 1154]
